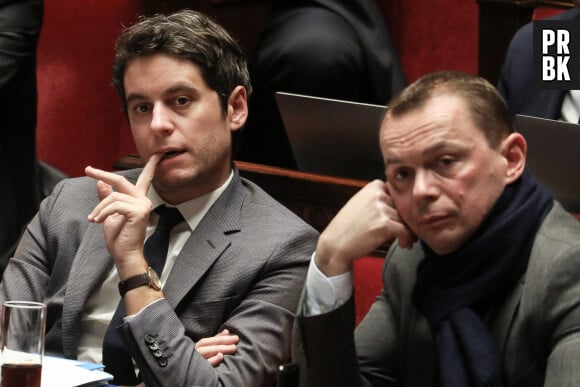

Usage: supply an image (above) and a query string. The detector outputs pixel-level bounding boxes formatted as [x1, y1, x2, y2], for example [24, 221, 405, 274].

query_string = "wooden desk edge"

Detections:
[113, 155, 368, 188]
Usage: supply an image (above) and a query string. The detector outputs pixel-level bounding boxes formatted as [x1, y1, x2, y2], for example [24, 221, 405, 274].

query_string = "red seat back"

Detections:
[353, 256, 385, 326]
[36, 0, 142, 177]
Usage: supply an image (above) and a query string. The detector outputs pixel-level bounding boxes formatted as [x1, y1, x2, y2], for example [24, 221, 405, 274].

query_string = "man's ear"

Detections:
[227, 85, 248, 132]
[501, 132, 527, 184]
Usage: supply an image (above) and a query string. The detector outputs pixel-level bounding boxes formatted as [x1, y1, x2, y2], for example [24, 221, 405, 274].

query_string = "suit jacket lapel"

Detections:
[491, 277, 523, 353]
[163, 216, 232, 308]
[164, 169, 244, 308]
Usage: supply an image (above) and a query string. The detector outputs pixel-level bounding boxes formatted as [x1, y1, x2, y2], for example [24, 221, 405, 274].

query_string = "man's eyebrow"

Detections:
[126, 93, 147, 105]
[421, 141, 456, 157]
[165, 84, 198, 96]
[385, 141, 463, 166]
[125, 84, 199, 105]
[384, 156, 401, 167]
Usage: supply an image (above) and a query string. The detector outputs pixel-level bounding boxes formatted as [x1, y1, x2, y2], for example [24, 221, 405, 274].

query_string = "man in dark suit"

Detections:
[0, 10, 318, 387]
[497, 2, 580, 121]
[293, 71, 580, 386]
[239, 0, 407, 169]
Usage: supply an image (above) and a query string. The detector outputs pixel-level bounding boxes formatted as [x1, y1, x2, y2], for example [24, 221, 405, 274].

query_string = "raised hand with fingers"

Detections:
[85, 153, 162, 279]
[315, 179, 416, 277]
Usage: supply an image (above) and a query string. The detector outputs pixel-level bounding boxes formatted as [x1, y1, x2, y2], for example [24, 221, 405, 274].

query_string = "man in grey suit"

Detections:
[293, 71, 580, 386]
[0, 10, 318, 387]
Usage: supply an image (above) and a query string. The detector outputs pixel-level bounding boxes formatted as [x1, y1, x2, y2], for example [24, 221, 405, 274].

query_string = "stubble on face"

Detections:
[124, 54, 234, 204]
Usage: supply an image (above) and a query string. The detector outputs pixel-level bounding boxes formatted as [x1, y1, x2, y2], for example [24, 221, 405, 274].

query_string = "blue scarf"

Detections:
[412, 170, 553, 387]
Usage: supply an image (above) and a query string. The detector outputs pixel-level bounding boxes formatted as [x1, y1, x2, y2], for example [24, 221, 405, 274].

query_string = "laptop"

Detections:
[275, 92, 387, 181]
[514, 114, 580, 213]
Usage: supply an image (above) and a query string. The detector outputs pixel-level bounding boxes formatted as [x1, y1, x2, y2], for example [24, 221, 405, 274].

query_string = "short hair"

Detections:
[112, 9, 252, 115]
[386, 71, 513, 149]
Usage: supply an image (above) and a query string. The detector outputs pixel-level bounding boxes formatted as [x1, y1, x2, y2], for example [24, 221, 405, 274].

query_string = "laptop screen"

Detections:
[514, 114, 580, 213]
[275, 92, 387, 181]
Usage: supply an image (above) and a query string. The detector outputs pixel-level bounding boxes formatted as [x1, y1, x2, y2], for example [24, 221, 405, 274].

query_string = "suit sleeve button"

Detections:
[148, 342, 160, 351]
[158, 356, 168, 367]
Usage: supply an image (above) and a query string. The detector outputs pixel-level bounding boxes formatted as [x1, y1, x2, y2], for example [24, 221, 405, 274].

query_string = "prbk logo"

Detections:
[534, 20, 580, 89]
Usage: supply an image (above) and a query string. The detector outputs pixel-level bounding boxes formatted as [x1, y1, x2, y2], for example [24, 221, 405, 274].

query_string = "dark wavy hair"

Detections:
[112, 9, 252, 116]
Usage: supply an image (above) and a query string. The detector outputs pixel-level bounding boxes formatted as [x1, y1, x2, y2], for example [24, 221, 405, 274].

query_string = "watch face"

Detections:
[148, 267, 162, 290]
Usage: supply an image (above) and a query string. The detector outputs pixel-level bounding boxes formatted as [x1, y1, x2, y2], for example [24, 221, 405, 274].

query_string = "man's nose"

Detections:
[150, 104, 174, 133]
[412, 169, 439, 200]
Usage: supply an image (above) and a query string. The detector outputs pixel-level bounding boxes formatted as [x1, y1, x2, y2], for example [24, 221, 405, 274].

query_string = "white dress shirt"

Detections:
[303, 253, 353, 316]
[559, 89, 580, 123]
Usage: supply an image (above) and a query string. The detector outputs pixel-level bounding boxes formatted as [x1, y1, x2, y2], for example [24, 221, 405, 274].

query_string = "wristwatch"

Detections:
[118, 267, 162, 297]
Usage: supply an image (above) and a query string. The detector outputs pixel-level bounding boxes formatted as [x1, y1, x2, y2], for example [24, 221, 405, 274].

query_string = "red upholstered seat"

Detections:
[532, 6, 568, 20]
[36, 0, 141, 177]
[36, 0, 480, 177]
[353, 256, 385, 326]
[376, 1, 478, 83]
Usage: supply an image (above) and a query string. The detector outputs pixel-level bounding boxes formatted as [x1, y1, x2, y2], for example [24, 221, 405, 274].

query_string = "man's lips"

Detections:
[160, 150, 186, 160]
[419, 213, 452, 228]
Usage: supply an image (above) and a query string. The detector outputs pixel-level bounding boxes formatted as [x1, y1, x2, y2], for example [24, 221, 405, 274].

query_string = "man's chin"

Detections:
[420, 233, 464, 255]
[153, 172, 197, 191]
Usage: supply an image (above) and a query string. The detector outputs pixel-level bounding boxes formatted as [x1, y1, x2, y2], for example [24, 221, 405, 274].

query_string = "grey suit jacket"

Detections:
[0, 167, 319, 387]
[294, 203, 580, 386]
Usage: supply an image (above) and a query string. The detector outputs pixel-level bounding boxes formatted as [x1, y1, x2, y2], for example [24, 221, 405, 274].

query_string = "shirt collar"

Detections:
[147, 169, 234, 232]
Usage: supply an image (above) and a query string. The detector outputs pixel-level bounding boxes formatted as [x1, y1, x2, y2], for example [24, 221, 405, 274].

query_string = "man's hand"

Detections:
[195, 329, 240, 367]
[315, 180, 416, 276]
[85, 153, 161, 279]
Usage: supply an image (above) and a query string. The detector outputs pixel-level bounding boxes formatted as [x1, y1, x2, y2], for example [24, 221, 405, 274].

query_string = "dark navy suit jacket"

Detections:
[497, 7, 580, 119]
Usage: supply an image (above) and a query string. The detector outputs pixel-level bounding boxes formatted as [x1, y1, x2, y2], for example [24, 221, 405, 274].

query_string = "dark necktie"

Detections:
[102, 205, 184, 385]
